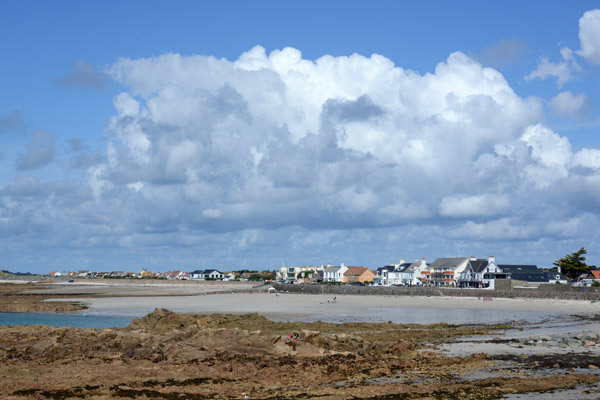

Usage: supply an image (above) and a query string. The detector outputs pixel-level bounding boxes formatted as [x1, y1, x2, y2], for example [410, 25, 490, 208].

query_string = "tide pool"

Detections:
[0, 312, 134, 329]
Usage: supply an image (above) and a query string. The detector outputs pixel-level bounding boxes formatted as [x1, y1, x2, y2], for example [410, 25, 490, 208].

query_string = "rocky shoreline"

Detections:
[0, 282, 87, 313]
[2, 281, 600, 398]
[1, 308, 599, 399]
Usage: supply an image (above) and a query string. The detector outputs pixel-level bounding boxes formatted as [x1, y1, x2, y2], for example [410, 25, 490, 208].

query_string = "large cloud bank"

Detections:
[3, 46, 600, 269]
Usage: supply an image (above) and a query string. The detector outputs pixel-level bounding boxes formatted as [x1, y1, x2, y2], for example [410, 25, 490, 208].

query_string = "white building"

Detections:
[323, 264, 347, 282]
[276, 265, 322, 283]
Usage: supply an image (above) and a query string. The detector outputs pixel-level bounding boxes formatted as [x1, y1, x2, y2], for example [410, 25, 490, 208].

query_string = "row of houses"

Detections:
[376, 256, 568, 288]
[49, 269, 228, 281]
[276, 264, 376, 284]
[277, 256, 570, 288]
[49, 267, 281, 281]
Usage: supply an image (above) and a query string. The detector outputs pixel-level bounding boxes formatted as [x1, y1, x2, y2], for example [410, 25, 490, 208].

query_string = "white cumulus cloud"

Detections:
[3, 45, 600, 270]
[578, 9, 600, 64]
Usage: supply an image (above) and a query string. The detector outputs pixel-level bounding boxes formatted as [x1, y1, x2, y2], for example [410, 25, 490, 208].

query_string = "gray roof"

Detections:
[378, 265, 396, 273]
[498, 265, 539, 273]
[325, 266, 341, 273]
[405, 261, 428, 273]
[191, 269, 223, 275]
[429, 258, 468, 270]
[395, 263, 413, 272]
[510, 271, 566, 283]
[470, 259, 489, 273]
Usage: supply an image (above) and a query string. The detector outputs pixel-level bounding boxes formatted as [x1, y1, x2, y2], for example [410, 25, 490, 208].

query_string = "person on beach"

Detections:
[287, 333, 299, 351]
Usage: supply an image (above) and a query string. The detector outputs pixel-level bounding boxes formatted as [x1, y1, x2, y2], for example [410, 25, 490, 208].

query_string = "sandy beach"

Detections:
[38, 281, 600, 322]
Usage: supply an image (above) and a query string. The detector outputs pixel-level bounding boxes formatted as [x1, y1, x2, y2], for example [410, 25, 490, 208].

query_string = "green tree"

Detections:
[553, 247, 595, 281]
[248, 273, 263, 281]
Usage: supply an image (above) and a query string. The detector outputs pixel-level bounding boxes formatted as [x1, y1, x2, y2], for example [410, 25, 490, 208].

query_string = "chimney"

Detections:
[470, 256, 477, 261]
[400, 258, 405, 264]
[421, 257, 426, 266]
[488, 256, 495, 264]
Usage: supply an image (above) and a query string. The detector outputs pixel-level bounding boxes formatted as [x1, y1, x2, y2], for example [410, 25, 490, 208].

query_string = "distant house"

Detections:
[323, 264, 347, 282]
[375, 265, 396, 285]
[375, 258, 428, 286]
[189, 269, 224, 280]
[48, 271, 62, 277]
[343, 266, 375, 283]
[428, 258, 471, 287]
[311, 270, 324, 283]
[498, 265, 568, 286]
[276, 265, 322, 283]
[387, 261, 413, 285]
[577, 270, 600, 286]
[407, 258, 429, 285]
[139, 269, 155, 279]
[223, 272, 236, 281]
[459, 257, 510, 289]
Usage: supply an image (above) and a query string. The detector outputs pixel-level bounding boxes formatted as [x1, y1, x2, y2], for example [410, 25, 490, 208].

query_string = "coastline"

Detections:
[3, 280, 599, 322]
[53, 289, 600, 320]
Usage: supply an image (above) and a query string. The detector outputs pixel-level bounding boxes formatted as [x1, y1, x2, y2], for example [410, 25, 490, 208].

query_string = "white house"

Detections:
[190, 269, 224, 280]
[375, 265, 396, 285]
[390, 262, 413, 285]
[223, 272, 237, 281]
[375, 258, 428, 286]
[323, 264, 347, 282]
[458, 256, 509, 289]
[276, 265, 322, 283]
[406, 258, 428, 285]
[428, 258, 470, 287]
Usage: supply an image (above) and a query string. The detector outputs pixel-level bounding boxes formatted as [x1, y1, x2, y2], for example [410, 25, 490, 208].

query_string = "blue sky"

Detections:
[1, 1, 600, 273]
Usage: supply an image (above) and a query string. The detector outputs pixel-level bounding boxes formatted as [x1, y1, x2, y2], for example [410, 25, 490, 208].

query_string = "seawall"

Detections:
[272, 283, 600, 301]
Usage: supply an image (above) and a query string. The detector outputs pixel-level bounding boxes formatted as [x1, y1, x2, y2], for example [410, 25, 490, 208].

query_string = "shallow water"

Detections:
[0, 312, 134, 328]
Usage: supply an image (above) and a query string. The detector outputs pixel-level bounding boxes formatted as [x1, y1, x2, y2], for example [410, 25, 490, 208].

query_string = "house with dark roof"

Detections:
[189, 269, 224, 280]
[498, 265, 568, 286]
[389, 262, 414, 285]
[375, 265, 397, 285]
[407, 258, 429, 285]
[374, 258, 429, 286]
[459, 256, 510, 289]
